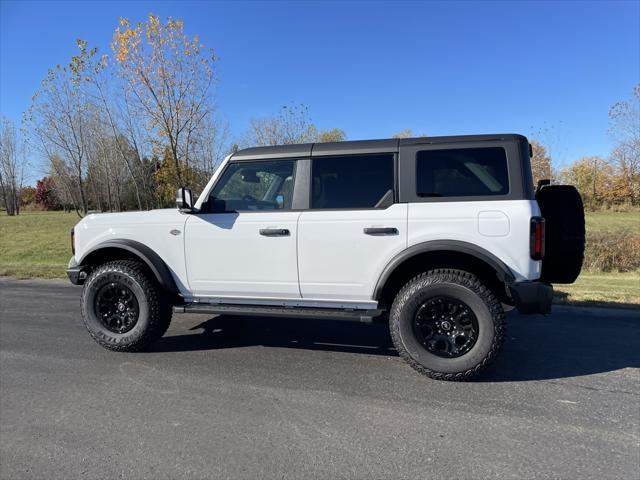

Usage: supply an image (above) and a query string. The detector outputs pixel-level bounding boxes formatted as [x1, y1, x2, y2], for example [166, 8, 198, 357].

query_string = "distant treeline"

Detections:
[0, 15, 638, 216]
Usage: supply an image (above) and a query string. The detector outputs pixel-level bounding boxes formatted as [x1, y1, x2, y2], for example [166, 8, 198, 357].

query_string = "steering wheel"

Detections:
[242, 194, 257, 203]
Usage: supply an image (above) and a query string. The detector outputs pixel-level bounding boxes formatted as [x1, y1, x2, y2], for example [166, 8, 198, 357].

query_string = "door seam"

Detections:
[295, 210, 303, 298]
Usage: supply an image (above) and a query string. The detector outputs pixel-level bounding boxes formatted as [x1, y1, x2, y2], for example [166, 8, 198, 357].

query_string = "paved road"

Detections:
[0, 278, 638, 479]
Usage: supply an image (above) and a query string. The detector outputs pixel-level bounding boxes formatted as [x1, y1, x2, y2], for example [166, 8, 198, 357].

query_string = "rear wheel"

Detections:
[389, 269, 505, 381]
[81, 260, 172, 351]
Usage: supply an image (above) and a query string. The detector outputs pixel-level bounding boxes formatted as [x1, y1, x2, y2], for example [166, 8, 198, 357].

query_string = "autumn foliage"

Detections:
[35, 177, 59, 210]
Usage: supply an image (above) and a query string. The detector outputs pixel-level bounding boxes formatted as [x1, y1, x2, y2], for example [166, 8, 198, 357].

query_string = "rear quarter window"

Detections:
[416, 147, 509, 198]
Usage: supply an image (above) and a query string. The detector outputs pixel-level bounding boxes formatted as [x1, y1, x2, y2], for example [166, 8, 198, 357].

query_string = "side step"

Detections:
[173, 303, 382, 323]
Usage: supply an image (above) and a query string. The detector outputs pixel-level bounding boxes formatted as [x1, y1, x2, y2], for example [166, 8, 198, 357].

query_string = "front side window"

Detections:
[311, 154, 394, 209]
[208, 160, 295, 212]
[416, 147, 509, 198]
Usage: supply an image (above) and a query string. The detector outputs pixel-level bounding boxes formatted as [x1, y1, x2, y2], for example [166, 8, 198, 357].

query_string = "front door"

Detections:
[185, 159, 301, 300]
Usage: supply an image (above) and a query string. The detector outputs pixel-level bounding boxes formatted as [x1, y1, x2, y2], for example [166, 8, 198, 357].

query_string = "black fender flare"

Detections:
[373, 240, 515, 301]
[79, 239, 179, 294]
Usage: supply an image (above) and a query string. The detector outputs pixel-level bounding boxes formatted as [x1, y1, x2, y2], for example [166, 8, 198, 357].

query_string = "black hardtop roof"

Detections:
[231, 134, 527, 161]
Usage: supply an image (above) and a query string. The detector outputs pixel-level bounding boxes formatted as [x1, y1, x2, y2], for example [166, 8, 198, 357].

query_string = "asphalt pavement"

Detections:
[0, 277, 638, 479]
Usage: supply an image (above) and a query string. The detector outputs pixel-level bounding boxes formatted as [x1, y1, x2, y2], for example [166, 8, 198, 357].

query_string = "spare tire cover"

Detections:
[536, 185, 585, 284]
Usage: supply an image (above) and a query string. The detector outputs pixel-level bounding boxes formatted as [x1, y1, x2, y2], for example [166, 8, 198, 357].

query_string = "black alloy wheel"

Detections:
[412, 296, 479, 358]
[95, 282, 140, 334]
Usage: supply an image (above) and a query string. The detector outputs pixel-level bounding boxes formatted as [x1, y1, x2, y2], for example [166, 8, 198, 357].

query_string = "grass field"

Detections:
[0, 211, 79, 278]
[553, 210, 639, 308]
[585, 210, 640, 233]
[553, 272, 639, 308]
[1, 210, 639, 308]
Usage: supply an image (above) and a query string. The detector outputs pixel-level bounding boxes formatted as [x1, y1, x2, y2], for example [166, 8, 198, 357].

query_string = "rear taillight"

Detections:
[71, 228, 75, 255]
[530, 217, 545, 260]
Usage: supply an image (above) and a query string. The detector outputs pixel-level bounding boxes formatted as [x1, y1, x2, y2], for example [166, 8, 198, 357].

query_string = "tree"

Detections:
[20, 186, 36, 207]
[316, 128, 346, 143]
[245, 104, 318, 146]
[190, 114, 231, 179]
[29, 41, 97, 216]
[609, 146, 640, 204]
[529, 139, 553, 187]
[0, 117, 25, 215]
[47, 153, 82, 213]
[244, 104, 347, 147]
[391, 128, 415, 139]
[559, 156, 615, 210]
[84, 45, 149, 210]
[112, 14, 217, 187]
[30, 16, 227, 213]
[608, 84, 640, 205]
[35, 176, 61, 210]
[154, 148, 201, 207]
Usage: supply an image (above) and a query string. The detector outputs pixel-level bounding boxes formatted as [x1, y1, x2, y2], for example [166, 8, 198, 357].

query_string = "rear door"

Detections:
[297, 153, 407, 303]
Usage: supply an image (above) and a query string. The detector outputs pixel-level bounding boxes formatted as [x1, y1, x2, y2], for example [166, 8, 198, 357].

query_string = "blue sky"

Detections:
[1, 0, 638, 180]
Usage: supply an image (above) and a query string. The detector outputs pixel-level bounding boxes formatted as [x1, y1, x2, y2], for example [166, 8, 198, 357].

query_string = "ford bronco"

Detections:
[67, 134, 585, 380]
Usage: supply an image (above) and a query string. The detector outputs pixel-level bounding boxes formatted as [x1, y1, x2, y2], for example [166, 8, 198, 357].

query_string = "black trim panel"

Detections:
[174, 303, 382, 323]
[230, 134, 528, 162]
[292, 158, 310, 210]
[372, 240, 516, 301]
[231, 143, 312, 161]
[509, 281, 553, 315]
[398, 133, 527, 146]
[67, 265, 84, 285]
[78, 240, 179, 294]
[312, 139, 398, 156]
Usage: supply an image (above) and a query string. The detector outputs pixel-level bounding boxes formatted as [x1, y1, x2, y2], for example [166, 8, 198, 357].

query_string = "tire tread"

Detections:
[389, 268, 505, 381]
[81, 260, 172, 352]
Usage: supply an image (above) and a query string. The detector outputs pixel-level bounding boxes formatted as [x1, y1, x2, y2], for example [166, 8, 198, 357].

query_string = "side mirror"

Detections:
[176, 187, 194, 212]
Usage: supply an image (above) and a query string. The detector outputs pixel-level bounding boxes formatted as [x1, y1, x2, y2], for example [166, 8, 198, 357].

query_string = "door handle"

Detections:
[363, 227, 399, 236]
[259, 228, 290, 237]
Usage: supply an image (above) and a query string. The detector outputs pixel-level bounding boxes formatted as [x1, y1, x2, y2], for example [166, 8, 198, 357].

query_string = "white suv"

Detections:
[67, 134, 585, 380]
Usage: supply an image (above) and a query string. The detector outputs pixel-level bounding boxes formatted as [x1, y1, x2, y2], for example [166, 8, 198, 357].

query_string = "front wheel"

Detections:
[389, 269, 505, 381]
[81, 260, 172, 351]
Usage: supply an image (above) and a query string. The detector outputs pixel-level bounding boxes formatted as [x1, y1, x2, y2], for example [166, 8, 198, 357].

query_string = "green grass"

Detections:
[1, 210, 639, 308]
[585, 210, 640, 233]
[554, 271, 639, 308]
[570, 211, 639, 307]
[0, 211, 79, 278]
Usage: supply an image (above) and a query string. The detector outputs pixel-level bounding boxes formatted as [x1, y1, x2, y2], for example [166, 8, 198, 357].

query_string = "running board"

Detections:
[173, 303, 382, 323]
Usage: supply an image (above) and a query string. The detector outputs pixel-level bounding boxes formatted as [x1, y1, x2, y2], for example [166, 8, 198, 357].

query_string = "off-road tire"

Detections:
[389, 269, 505, 381]
[81, 260, 172, 351]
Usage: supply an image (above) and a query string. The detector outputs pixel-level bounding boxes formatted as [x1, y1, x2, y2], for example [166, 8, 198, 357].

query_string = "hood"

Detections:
[76, 209, 185, 228]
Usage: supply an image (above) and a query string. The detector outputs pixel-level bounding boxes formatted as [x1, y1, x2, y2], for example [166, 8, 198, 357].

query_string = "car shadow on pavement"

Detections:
[153, 315, 397, 357]
[151, 311, 640, 382]
[479, 311, 640, 382]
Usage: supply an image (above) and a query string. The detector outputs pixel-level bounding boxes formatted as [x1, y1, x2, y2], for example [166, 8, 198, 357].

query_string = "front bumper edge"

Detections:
[67, 257, 87, 285]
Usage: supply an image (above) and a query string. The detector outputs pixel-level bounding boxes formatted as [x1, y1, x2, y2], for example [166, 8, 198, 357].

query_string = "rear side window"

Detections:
[416, 147, 509, 197]
[311, 154, 394, 209]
